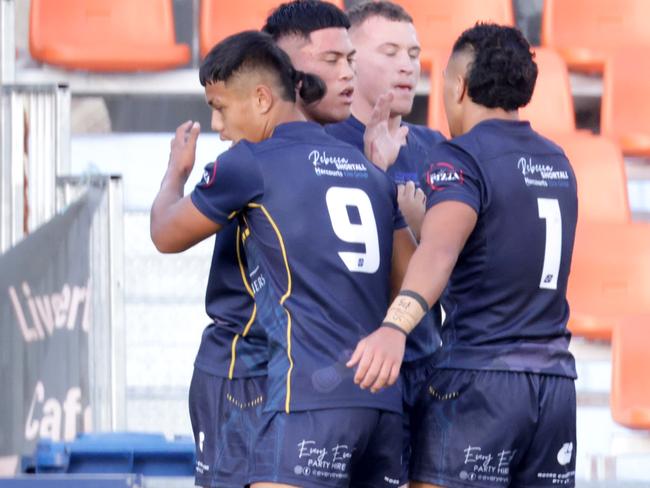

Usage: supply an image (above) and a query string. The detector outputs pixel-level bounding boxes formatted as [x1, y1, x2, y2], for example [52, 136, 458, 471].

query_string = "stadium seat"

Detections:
[394, 0, 514, 71]
[542, 0, 650, 72]
[611, 314, 650, 429]
[520, 48, 576, 137]
[200, 0, 345, 59]
[568, 222, 650, 341]
[601, 50, 650, 156]
[29, 0, 190, 72]
[551, 134, 639, 341]
[552, 134, 631, 224]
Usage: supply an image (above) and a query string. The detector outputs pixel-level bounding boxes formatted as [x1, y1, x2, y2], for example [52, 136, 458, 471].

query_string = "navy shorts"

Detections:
[188, 368, 265, 488]
[249, 408, 402, 488]
[400, 355, 438, 485]
[409, 369, 576, 488]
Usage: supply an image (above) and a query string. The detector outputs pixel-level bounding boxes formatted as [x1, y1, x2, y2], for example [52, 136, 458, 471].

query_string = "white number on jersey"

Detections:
[325, 187, 380, 273]
[537, 198, 562, 290]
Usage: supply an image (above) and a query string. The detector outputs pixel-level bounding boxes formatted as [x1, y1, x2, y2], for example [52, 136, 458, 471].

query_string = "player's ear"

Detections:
[455, 74, 467, 104]
[254, 84, 274, 115]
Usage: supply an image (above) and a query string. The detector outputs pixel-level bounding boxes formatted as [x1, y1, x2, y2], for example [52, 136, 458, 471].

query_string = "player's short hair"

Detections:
[199, 30, 326, 104]
[262, 0, 350, 41]
[452, 23, 538, 111]
[347, 1, 413, 27]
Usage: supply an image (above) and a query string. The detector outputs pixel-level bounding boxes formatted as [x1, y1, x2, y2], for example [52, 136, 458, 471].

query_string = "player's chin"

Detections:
[391, 99, 414, 117]
[317, 103, 352, 124]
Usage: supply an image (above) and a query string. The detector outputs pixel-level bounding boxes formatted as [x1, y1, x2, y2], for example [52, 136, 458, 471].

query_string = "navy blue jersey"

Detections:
[326, 115, 445, 363]
[422, 119, 577, 378]
[193, 221, 267, 378]
[325, 115, 446, 185]
[192, 121, 406, 414]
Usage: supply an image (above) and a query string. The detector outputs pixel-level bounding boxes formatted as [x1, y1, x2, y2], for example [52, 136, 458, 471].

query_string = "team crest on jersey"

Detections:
[309, 150, 368, 179]
[426, 162, 463, 191]
[200, 161, 218, 187]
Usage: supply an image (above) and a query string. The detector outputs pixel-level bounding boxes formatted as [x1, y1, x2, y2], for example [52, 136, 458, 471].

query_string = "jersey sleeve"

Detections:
[421, 142, 483, 214]
[191, 142, 264, 225]
[394, 207, 408, 231]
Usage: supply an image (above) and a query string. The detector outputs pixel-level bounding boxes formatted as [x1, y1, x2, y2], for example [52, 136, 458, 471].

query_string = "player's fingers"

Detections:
[359, 353, 384, 390]
[379, 92, 393, 121]
[387, 363, 401, 387]
[397, 125, 409, 145]
[353, 348, 375, 385]
[187, 121, 201, 146]
[415, 188, 426, 205]
[175, 120, 193, 139]
[405, 180, 416, 198]
[370, 361, 393, 393]
[397, 184, 406, 199]
[346, 340, 365, 368]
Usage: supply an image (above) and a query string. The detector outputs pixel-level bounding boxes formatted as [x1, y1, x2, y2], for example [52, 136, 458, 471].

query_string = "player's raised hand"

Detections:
[363, 91, 409, 172]
[346, 326, 406, 393]
[397, 181, 426, 240]
[168, 120, 201, 180]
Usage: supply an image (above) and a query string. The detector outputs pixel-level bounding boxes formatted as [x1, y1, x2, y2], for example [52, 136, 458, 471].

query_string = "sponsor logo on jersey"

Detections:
[200, 161, 218, 187]
[427, 162, 464, 191]
[309, 150, 368, 178]
[517, 156, 569, 188]
[556, 442, 573, 466]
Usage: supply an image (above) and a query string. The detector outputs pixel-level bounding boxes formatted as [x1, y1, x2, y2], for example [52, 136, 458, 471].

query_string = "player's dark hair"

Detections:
[452, 23, 538, 111]
[347, 1, 413, 27]
[262, 0, 350, 40]
[200, 30, 326, 104]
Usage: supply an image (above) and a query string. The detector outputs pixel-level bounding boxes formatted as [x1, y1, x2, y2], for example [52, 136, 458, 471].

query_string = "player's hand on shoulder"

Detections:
[397, 181, 426, 240]
[346, 325, 406, 393]
[168, 120, 201, 180]
[364, 91, 408, 172]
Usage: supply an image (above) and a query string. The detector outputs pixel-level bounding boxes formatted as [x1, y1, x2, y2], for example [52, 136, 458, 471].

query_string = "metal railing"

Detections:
[0, 83, 71, 253]
[57, 174, 127, 433]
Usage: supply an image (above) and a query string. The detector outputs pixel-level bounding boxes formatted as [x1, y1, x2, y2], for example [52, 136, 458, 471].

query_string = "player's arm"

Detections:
[151, 121, 223, 253]
[347, 201, 477, 393]
[390, 227, 417, 301]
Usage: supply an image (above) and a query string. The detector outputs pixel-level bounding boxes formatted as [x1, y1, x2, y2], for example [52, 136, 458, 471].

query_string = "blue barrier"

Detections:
[0, 474, 143, 487]
[21, 432, 195, 476]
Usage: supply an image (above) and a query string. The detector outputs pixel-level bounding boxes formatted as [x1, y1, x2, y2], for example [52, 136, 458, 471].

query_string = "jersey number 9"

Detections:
[325, 187, 380, 274]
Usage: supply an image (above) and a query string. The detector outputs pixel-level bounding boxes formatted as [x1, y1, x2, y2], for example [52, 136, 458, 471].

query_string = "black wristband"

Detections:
[381, 321, 408, 337]
[398, 289, 429, 313]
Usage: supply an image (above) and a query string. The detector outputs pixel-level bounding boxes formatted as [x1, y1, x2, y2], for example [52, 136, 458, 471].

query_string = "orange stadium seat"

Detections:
[200, 0, 345, 59]
[601, 50, 650, 156]
[549, 135, 636, 341]
[394, 0, 514, 71]
[542, 0, 650, 72]
[520, 48, 576, 138]
[611, 314, 650, 429]
[552, 134, 631, 224]
[567, 222, 650, 341]
[29, 0, 190, 72]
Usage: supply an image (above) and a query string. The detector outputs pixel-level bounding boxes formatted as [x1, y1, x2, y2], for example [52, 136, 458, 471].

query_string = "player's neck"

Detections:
[351, 103, 403, 133]
[463, 106, 519, 134]
[266, 104, 307, 137]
